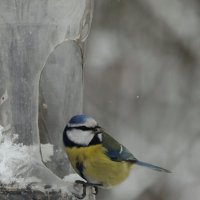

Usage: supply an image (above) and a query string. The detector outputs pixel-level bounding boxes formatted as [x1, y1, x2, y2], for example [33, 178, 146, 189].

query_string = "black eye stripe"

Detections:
[67, 125, 99, 131]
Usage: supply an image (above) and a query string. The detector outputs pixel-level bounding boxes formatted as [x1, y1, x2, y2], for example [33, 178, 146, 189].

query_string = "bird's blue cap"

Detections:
[69, 115, 91, 124]
[68, 114, 97, 127]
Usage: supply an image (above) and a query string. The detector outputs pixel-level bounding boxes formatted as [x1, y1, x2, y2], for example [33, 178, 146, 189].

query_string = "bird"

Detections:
[63, 114, 170, 198]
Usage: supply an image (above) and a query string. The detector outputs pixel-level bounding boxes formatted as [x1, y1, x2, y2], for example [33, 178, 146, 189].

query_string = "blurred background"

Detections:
[84, 0, 200, 200]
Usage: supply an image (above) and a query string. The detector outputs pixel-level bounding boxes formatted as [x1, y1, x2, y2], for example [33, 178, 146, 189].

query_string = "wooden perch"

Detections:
[0, 183, 96, 200]
[0, 185, 69, 200]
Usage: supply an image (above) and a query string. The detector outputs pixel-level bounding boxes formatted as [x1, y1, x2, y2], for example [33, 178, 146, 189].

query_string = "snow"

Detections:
[0, 127, 40, 185]
[0, 126, 80, 187]
[41, 143, 54, 163]
[0, 126, 61, 187]
[0, 127, 95, 199]
[63, 173, 85, 183]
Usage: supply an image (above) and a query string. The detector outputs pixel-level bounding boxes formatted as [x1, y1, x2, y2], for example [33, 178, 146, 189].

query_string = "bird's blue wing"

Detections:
[101, 132, 170, 173]
[102, 132, 137, 163]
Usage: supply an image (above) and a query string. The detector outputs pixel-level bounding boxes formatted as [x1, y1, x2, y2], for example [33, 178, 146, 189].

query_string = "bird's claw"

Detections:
[92, 186, 98, 195]
[73, 180, 99, 199]
[73, 180, 87, 199]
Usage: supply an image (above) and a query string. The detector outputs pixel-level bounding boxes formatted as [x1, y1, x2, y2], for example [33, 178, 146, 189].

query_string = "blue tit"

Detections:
[63, 115, 170, 197]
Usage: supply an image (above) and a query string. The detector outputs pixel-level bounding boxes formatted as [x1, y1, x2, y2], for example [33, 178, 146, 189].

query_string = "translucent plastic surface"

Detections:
[0, 0, 93, 187]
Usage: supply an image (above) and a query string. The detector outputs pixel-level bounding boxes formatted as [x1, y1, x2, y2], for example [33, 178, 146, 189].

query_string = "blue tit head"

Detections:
[63, 115, 103, 147]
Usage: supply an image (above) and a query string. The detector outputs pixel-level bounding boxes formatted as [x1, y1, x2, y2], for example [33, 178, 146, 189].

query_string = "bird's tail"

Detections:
[135, 160, 171, 173]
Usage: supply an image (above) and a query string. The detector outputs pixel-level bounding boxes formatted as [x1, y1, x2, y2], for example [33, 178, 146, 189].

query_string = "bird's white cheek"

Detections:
[97, 133, 102, 142]
[67, 130, 94, 145]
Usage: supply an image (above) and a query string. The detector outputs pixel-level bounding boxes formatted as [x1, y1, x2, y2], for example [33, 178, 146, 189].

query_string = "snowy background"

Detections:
[84, 0, 200, 200]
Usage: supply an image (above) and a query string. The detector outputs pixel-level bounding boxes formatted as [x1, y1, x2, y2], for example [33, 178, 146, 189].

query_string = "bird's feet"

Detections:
[73, 180, 100, 199]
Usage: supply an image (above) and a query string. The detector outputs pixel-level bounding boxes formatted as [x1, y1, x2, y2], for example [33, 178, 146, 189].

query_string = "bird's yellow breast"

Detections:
[65, 145, 133, 187]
